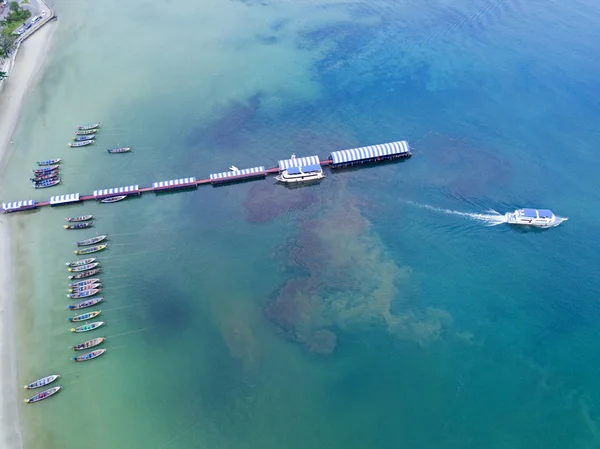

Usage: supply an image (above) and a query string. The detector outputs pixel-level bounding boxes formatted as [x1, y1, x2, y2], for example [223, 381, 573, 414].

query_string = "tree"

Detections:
[9, 1, 19, 13]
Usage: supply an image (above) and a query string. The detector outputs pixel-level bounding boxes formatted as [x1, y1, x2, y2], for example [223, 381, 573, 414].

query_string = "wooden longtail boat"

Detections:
[73, 348, 106, 362]
[65, 257, 96, 267]
[24, 374, 60, 390]
[69, 278, 101, 288]
[75, 234, 108, 247]
[68, 262, 100, 272]
[25, 386, 61, 403]
[67, 288, 101, 299]
[66, 215, 93, 222]
[33, 178, 61, 189]
[68, 310, 101, 323]
[69, 140, 94, 147]
[106, 147, 131, 154]
[77, 123, 100, 130]
[31, 171, 59, 182]
[64, 221, 94, 230]
[68, 267, 101, 280]
[73, 336, 106, 351]
[68, 283, 102, 293]
[36, 158, 62, 166]
[33, 164, 60, 173]
[68, 297, 103, 310]
[100, 195, 127, 203]
[75, 129, 97, 135]
[73, 244, 106, 255]
[73, 134, 95, 142]
[70, 321, 105, 333]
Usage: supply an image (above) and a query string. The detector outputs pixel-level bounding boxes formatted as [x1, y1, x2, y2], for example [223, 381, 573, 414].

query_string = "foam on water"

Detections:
[404, 201, 508, 226]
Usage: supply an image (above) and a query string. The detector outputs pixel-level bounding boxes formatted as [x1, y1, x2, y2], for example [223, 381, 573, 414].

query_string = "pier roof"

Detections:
[330, 140, 410, 165]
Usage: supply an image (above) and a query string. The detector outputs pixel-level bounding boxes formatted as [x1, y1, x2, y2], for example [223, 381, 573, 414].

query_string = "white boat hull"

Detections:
[275, 171, 324, 184]
[505, 209, 567, 228]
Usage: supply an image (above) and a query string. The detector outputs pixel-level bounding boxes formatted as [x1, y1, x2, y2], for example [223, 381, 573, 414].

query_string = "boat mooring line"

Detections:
[156, 421, 202, 449]
[103, 302, 148, 312]
[110, 325, 159, 338]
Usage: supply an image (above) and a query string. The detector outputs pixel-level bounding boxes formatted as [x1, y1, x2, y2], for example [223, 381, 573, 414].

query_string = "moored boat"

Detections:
[69, 278, 101, 288]
[66, 214, 93, 222]
[71, 320, 105, 333]
[74, 244, 107, 255]
[68, 267, 101, 280]
[73, 348, 106, 362]
[73, 336, 106, 351]
[68, 283, 102, 293]
[24, 374, 60, 390]
[505, 208, 568, 228]
[68, 310, 101, 323]
[64, 221, 94, 230]
[69, 140, 95, 147]
[75, 234, 108, 247]
[36, 158, 62, 166]
[65, 257, 96, 267]
[68, 262, 100, 272]
[72, 134, 95, 142]
[67, 288, 101, 299]
[100, 195, 127, 203]
[77, 123, 100, 130]
[31, 171, 59, 182]
[106, 147, 132, 154]
[25, 386, 61, 403]
[275, 164, 325, 184]
[33, 178, 61, 189]
[69, 297, 103, 310]
[75, 128, 97, 135]
[33, 164, 60, 173]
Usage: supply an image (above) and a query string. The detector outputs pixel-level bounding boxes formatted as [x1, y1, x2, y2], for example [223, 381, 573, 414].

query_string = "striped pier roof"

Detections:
[152, 177, 197, 191]
[209, 166, 266, 184]
[93, 185, 139, 199]
[49, 193, 81, 206]
[330, 141, 411, 166]
[2, 200, 37, 213]
[277, 155, 320, 171]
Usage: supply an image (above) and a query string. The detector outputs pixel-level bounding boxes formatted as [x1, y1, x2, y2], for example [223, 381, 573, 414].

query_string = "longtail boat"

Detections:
[64, 221, 94, 230]
[68, 310, 101, 323]
[66, 215, 93, 222]
[31, 171, 59, 182]
[74, 244, 107, 255]
[68, 262, 100, 272]
[33, 164, 60, 173]
[75, 129, 96, 135]
[75, 234, 108, 247]
[25, 386, 61, 403]
[69, 278, 101, 288]
[68, 283, 102, 293]
[67, 288, 101, 299]
[100, 195, 127, 203]
[69, 140, 94, 147]
[77, 123, 100, 130]
[68, 267, 101, 280]
[73, 336, 106, 351]
[73, 348, 106, 362]
[34, 178, 61, 189]
[36, 158, 62, 166]
[69, 297, 103, 310]
[71, 321, 105, 333]
[73, 134, 95, 142]
[65, 257, 96, 267]
[106, 147, 131, 154]
[24, 374, 60, 390]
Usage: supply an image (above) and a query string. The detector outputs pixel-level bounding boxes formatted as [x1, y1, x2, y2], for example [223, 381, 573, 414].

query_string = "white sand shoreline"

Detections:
[0, 20, 57, 449]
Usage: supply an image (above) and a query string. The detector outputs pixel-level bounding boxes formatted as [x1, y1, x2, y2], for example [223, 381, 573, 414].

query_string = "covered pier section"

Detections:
[209, 166, 267, 184]
[2, 200, 37, 213]
[49, 193, 81, 207]
[329, 140, 411, 168]
[152, 177, 197, 192]
[277, 155, 321, 172]
[93, 185, 140, 200]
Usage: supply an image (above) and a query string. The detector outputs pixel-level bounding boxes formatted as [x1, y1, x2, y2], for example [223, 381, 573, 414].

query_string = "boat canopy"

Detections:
[209, 166, 266, 183]
[330, 140, 410, 166]
[278, 155, 320, 171]
[537, 209, 553, 218]
[152, 177, 197, 190]
[287, 164, 322, 175]
[93, 185, 139, 199]
[522, 208, 538, 218]
[49, 193, 80, 205]
[2, 200, 37, 212]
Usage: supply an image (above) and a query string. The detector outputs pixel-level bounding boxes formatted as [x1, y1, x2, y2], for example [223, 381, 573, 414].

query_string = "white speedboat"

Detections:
[275, 164, 324, 184]
[505, 208, 567, 228]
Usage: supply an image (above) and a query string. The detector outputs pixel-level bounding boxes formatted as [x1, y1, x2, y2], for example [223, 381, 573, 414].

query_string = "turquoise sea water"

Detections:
[2, 0, 600, 447]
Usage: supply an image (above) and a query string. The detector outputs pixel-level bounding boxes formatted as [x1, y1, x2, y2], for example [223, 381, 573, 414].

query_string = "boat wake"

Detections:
[405, 201, 507, 226]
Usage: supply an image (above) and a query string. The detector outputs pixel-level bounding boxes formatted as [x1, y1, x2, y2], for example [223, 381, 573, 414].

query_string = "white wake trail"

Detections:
[405, 201, 508, 226]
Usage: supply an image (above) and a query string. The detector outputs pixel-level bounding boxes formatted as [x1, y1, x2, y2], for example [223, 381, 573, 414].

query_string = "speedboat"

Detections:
[229, 165, 239, 172]
[505, 208, 567, 228]
[275, 164, 324, 184]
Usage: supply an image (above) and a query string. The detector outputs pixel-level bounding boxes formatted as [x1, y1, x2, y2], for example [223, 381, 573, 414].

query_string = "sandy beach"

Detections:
[0, 21, 56, 449]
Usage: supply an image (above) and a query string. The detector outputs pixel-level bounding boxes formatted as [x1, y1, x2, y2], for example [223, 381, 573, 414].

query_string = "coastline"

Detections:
[0, 19, 57, 449]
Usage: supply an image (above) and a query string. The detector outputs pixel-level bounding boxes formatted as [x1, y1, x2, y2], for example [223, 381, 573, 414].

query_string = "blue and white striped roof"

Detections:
[152, 177, 196, 189]
[2, 200, 36, 211]
[330, 140, 410, 165]
[277, 155, 320, 171]
[49, 193, 80, 205]
[210, 166, 266, 181]
[93, 185, 139, 198]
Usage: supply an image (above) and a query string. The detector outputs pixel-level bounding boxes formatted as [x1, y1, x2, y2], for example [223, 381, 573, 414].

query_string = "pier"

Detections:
[2, 140, 411, 213]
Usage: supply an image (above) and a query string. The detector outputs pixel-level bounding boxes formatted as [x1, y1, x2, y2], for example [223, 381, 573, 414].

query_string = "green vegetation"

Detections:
[0, 1, 32, 58]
